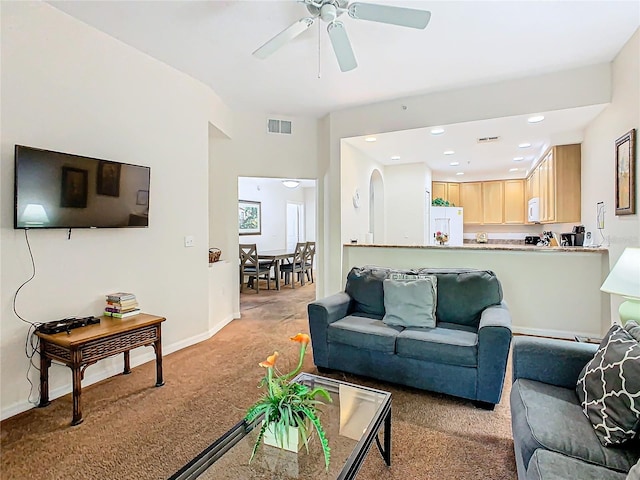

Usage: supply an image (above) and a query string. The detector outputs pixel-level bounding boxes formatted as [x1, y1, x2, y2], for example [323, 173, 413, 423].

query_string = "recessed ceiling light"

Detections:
[518, 142, 532, 148]
[444, 150, 455, 155]
[390, 155, 401, 160]
[509, 168, 519, 172]
[365, 136, 377, 142]
[456, 172, 464, 176]
[513, 156, 525, 162]
[430, 128, 445, 135]
[527, 115, 545, 124]
[449, 161, 460, 166]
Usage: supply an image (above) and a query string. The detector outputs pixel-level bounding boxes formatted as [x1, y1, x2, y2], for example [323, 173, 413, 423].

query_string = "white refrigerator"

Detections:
[429, 206, 464, 246]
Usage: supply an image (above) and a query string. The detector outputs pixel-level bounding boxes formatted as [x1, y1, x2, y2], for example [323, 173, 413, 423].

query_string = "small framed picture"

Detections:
[60, 167, 88, 208]
[136, 189, 149, 205]
[239, 200, 261, 235]
[97, 161, 121, 197]
[615, 129, 636, 216]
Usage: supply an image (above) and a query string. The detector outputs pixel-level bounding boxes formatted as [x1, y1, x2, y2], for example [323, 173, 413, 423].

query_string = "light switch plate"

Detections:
[184, 235, 194, 247]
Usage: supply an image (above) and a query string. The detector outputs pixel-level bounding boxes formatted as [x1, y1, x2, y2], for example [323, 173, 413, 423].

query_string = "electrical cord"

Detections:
[13, 229, 44, 405]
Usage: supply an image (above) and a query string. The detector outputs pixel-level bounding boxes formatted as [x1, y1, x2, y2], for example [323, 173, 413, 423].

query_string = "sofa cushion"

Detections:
[396, 326, 478, 367]
[327, 315, 402, 353]
[414, 268, 502, 327]
[576, 325, 640, 446]
[345, 266, 502, 328]
[511, 378, 639, 473]
[382, 278, 437, 328]
[526, 450, 627, 480]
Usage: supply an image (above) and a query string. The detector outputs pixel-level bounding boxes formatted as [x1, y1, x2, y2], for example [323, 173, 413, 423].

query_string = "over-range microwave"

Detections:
[528, 197, 540, 223]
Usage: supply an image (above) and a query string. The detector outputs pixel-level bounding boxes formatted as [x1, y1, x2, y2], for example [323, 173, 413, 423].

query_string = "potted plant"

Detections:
[245, 333, 332, 469]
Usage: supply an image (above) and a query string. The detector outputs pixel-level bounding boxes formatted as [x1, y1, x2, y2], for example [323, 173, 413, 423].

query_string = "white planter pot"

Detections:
[263, 421, 309, 452]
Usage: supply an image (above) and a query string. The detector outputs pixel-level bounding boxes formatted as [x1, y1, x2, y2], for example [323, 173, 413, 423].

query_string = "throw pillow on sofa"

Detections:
[382, 278, 437, 328]
[576, 324, 640, 446]
[388, 273, 437, 318]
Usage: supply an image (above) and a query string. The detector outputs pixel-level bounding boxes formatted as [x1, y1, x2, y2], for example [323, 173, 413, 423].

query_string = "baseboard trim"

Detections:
[1, 317, 236, 421]
[512, 326, 601, 340]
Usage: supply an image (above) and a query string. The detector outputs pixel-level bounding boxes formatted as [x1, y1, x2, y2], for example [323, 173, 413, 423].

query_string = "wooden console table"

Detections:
[36, 313, 166, 426]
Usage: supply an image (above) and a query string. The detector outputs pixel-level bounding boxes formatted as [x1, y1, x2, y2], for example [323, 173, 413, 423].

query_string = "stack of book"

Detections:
[104, 292, 141, 318]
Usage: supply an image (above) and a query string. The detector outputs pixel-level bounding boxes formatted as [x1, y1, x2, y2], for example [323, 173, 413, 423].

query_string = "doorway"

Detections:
[286, 202, 305, 251]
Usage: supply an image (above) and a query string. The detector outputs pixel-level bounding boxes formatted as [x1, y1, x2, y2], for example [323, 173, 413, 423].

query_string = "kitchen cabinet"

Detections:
[527, 167, 540, 202]
[504, 179, 525, 224]
[447, 183, 460, 207]
[482, 181, 504, 224]
[432, 182, 446, 202]
[432, 182, 460, 206]
[459, 182, 483, 224]
[528, 144, 581, 224]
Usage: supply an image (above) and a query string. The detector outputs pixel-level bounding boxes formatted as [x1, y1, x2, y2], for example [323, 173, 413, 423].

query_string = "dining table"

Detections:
[257, 249, 294, 290]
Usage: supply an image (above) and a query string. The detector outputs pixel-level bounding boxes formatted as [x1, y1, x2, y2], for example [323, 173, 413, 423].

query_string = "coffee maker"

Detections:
[561, 225, 585, 246]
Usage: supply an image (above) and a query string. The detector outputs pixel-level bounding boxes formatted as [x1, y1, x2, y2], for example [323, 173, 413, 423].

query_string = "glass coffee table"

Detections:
[169, 373, 392, 479]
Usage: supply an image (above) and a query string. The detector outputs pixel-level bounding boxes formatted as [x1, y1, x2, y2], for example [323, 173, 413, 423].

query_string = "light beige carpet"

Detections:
[0, 283, 517, 479]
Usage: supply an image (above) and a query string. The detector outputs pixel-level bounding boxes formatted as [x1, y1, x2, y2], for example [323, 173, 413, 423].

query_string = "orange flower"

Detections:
[290, 333, 310, 345]
[259, 351, 279, 368]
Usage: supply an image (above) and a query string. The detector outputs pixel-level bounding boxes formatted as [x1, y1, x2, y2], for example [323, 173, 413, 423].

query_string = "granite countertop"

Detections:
[344, 243, 608, 253]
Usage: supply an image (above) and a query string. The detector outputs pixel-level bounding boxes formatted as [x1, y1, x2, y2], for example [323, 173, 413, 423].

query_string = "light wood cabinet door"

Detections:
[546, 152, 555, 222]
[554, 144, 581, 223]
[504, 179, 525, 224]
[527, 167, 540, 201]
[432, 182, 446, 202]
[460, 182, 483, 224]
[482, 181, 504, 224]
[447, 182, 460, 206]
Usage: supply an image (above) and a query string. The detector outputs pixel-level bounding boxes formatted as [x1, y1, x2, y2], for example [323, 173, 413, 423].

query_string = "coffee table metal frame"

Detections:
[169, 372, 391, 480]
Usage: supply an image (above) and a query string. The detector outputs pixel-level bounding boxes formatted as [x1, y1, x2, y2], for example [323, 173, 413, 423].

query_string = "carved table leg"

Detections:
[38, 343, 51, 408]
[71, 350, 83, 426]
[153, 331, 164, 387]
[123, 350, 131, 374]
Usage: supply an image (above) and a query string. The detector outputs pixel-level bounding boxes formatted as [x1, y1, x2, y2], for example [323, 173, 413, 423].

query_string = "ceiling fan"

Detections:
[252, 0, 431, 72]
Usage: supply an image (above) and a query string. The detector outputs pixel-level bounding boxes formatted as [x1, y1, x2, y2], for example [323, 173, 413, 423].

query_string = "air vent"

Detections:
[267, 118, 292, 135]
[477, 136, 500, 143]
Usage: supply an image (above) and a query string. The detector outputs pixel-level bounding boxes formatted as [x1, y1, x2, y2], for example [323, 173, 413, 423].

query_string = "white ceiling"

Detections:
[48, 0, 639, 179]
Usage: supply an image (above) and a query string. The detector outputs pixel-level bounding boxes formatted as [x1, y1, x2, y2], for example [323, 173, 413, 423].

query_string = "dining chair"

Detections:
[303, 241, 316, 283]
[239, 244, 273, 293]
[280, 242, 307, 288]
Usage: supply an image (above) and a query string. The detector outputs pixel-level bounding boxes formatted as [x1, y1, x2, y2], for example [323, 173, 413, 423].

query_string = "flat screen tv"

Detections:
[14, 145, 150, 229]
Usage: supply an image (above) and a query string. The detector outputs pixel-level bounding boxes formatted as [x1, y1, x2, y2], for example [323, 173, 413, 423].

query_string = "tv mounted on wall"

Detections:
[14, 145, 151, 229]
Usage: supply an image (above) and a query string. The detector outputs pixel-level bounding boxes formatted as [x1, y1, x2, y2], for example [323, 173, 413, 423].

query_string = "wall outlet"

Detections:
[184, 235, 194, 247]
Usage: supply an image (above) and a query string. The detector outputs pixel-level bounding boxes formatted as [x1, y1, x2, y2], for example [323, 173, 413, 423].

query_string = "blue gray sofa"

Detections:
[511, 336, 640, 480]
[307, 266, 512, 407]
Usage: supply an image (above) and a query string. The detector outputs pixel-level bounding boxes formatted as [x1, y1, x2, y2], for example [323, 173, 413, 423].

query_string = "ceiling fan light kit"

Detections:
[252, 0, 431, 72]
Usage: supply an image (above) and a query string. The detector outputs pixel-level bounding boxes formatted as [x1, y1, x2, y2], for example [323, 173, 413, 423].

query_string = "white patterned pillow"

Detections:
[576, 324, 640, 446]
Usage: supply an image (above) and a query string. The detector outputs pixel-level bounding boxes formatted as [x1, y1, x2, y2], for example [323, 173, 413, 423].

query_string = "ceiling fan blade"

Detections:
[327, 21, 357, 72]
[348, 3, 431, 29]
[253, 17, 315, 59]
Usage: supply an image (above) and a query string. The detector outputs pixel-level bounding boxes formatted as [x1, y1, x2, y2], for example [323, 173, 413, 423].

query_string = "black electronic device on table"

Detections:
[36, 316, 101, 335]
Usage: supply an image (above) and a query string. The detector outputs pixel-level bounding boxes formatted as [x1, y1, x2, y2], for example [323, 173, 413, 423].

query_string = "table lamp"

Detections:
[600, 247, 640, 324]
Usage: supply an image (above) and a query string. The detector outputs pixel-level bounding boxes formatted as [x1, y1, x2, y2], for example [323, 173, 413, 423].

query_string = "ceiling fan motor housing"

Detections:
[320, 4, 338, 22]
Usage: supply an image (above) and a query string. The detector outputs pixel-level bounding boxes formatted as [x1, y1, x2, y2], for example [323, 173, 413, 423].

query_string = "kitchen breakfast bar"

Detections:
[343, 243, 610, 339]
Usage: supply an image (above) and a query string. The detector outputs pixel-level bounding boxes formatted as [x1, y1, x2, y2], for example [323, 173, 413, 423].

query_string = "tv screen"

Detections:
[14, 145, 150, 229]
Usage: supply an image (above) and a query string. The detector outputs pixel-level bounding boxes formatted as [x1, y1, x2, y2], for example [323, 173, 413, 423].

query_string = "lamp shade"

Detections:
[601, 247, 640, 299]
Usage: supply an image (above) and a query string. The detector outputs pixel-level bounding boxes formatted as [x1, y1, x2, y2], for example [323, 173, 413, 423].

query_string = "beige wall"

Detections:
[340, 142, 385, 244]
[0, 2, 232, 418]
[581, 28, 640, 330]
